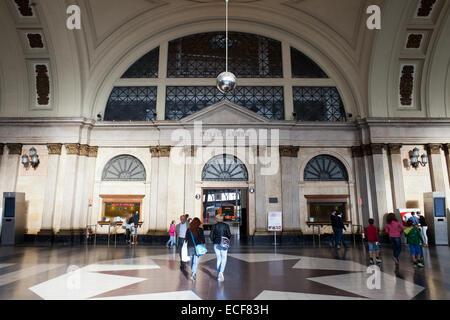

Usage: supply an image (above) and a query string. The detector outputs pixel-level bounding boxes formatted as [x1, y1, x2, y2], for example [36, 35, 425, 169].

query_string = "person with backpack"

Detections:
[186, 217, 206, 281]
[404, 220, 425, 268]
[210, 214, 232, 282]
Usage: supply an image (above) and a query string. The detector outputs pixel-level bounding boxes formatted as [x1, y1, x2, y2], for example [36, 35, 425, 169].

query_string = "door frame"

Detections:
[201, 187, 249, 236]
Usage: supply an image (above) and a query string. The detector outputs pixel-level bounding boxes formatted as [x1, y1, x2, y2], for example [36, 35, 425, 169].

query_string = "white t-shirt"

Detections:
[179, 222, 187, 238]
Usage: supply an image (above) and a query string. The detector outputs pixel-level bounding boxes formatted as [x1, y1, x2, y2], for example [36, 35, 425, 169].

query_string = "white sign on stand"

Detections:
[268, 212, 282, 245]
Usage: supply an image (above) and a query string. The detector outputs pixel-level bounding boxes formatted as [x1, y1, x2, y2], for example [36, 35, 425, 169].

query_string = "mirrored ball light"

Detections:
[216, 72, 237, 94]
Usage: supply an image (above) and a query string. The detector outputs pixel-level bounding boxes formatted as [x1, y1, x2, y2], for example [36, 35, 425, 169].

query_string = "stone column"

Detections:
[0, 144, 22, 208]
[388, 144, 406, 209]
[428, 144, 446, 192]
[82, 146, 98, 228]
[57, 144, 80, 236]
[255, 146, 266, 231]
[71, 145, 89, 238]
[369, 144, 390, 228]
[184, 146, 196, 219]
[38, 144, 62, 236]
[351, 146, 367, 225]
[280, 146, 300, 231]
[148, 146, 171, 233]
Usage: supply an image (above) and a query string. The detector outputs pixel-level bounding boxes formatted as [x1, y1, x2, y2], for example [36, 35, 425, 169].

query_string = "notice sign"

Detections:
[268, 212, 282, 231]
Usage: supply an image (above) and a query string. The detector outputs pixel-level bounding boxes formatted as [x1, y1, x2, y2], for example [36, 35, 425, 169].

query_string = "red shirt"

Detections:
[366, 225, 379, 242]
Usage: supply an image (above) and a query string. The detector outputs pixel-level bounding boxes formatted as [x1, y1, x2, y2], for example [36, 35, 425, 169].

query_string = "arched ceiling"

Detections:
[0, 0, 448, 121]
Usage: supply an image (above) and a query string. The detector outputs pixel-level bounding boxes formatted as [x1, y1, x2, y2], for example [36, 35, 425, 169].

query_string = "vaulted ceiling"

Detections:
[0, 0, 448, 120]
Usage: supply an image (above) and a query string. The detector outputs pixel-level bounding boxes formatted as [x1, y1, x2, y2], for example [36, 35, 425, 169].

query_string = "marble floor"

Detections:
[0, 243, 449, 300]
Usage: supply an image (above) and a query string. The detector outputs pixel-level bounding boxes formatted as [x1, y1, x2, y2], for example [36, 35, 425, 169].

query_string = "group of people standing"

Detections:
[168, 213, 231, 282]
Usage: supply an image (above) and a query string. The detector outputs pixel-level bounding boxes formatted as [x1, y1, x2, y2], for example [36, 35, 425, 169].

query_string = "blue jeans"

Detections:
[335, 228, 347, 247]
[190, 254, 200, 275]
[166, 235, 175, 246]
[390, 237, 402, 259]
[177, 238, 186, 264]
[214, 244, 228, 274]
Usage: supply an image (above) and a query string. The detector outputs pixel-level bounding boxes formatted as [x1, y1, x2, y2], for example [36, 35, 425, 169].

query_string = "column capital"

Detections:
[150, 146, 172, 158]
[88, 146, 98, 158]
[0, 143, 4, 155]
[65, 143, 81, 155]
[388, 144, 402, 155]
[427, 144, 442, 155]
[7, 143, 23, 155]
[370, 143, 385, 155]
[79, 144, 89, 157]
[362, 144, 372, 156]
[351, 146, 363, 158]
[279, 146, 299, 157]
[47, 143, 62, 155]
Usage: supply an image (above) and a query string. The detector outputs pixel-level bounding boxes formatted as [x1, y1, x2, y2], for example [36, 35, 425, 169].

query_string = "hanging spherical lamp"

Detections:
[216, 0, 237, 94]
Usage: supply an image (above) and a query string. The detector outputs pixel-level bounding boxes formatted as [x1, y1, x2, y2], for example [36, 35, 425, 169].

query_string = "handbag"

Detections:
[219, 236, 230, 249]
[181, 241, 190, 262]
[190, 231, 207, 256]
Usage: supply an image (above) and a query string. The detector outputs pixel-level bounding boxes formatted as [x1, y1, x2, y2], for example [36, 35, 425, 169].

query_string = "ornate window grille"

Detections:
[121, 47, 159, 78]
[202, 154, 248, 181]
[105, 86, 157, 121]
[304, 155, 348, 181]
[165, 86, 284, 120]
[293, 87, 346, 122]
[291, 47, 328, 78]
[102, 155, 146, 181]
[167, 32, 283, 78]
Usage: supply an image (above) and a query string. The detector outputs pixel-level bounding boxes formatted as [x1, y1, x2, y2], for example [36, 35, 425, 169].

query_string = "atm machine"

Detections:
[1, 193, 26, 245]
[424, 192, 449, 246]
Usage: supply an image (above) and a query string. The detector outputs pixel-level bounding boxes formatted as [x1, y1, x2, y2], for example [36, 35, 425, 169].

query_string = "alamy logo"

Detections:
[366, 265, 381, 290]
[367, 5, 381, 30]
[67, 5, 81, 30]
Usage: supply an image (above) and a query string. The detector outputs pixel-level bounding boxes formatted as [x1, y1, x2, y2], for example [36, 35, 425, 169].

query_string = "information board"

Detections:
[268, 212, 282, 231]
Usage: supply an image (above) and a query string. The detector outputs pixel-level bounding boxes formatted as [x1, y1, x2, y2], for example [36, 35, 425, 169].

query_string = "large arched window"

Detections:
[105, 32, 346, 122]
[102, 155, 146, 181]
[202, 154, 248, 181]
[304, 155, 348, 181]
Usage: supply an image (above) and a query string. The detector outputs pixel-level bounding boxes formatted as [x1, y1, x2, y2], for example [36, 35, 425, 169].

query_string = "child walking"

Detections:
[404, 220, 424, 268]
[366, 218, 382, 265]
[166, 220, 177, 247]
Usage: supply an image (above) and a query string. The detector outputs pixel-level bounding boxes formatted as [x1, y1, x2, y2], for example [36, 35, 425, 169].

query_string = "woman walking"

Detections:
[166, 220, 176, 247]
[385, 213, 404, 265]
[417, 212, 428, 247]
[186, 217, 205, 281]
[210, 214, 232, 282]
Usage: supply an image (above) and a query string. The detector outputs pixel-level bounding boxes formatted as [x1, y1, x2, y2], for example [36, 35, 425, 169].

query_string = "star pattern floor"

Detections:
[0, 244, 448, 300]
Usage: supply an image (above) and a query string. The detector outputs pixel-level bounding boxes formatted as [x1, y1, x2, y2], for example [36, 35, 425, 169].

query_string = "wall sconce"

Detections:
[21, 147, 40, 170]
[410, 147, 428, 168]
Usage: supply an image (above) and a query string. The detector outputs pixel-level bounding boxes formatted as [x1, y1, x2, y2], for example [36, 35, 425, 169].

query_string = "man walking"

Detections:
[330, 210, 338, 247]
[335, 211, 348, 249]
[176, 214, 189, 270]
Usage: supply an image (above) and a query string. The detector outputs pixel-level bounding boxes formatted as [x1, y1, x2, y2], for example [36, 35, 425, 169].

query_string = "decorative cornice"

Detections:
[388, 144, 402, 155]
[150, 146, 172, 158]
[279, 146, 299, 158]
[351, 146, 363, 158]
[428, 144, 442, 155]
[7, 143, 23, 155]
[65, 143, 81, 155]
[370, 144, 385, 155]
[47, 143, 62, 155]
[88, 146, 98, 158]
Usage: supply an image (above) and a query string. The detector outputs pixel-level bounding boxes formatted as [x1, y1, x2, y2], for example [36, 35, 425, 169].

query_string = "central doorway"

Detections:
[202, 188, 248, 240]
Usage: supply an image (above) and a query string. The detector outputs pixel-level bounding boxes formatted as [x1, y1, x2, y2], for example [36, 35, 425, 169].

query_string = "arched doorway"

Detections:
[201, 154, 249, 240]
